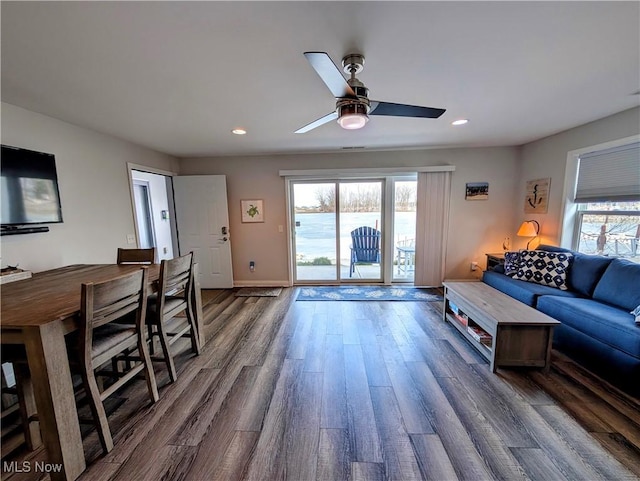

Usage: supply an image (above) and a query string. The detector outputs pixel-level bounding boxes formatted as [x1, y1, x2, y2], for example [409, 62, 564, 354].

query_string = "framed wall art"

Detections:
[465, 182, 489, 200]
[241, 199, 264, 223]
[524, 178, 550, 213]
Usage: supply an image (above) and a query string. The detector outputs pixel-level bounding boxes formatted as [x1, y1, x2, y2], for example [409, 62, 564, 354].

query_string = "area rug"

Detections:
[235, 287, 283, 297]
[297, 286, 443, 301]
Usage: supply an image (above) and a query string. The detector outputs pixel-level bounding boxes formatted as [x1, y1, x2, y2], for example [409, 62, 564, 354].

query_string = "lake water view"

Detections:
[294, 211, 416, 264]
[294, 214, 639, 264]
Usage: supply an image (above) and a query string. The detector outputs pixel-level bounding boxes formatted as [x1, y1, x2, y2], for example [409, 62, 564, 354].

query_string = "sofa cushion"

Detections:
[538, 244, 573, 254]
[553, 322, 640, 397]
[537, 296, 640, 358]
[483, 271, 579, 307]
[513, 250, 573, 290]
[592, 258, 640, 311]
[568, 253, 614, 297]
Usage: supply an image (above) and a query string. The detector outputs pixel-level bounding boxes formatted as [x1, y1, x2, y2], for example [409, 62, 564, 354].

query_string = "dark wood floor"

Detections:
[3, 287, 640, 481]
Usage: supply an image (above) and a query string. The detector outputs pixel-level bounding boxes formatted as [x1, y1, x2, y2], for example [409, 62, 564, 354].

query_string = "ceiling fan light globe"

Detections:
[337, 102, 369, 130]
[338, 113, 369, 130]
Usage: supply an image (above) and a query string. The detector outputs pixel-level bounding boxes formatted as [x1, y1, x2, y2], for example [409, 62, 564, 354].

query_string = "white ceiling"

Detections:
[2, 1, 639, 158]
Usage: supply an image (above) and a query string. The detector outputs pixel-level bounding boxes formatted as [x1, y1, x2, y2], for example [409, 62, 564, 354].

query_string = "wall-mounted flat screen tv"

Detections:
[1, 145, 64, 226]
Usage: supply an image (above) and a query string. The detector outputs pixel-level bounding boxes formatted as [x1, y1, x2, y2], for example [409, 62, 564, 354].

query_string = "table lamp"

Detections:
[517, 220, 540, 249]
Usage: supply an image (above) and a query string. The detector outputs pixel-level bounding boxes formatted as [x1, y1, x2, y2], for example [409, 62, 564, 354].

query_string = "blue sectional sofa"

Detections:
[483, 245, 640, 397]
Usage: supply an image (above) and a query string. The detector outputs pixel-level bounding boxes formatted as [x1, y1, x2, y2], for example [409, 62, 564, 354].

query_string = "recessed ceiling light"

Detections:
[231, 128, 247, 135]
[451, 119, 469, 126]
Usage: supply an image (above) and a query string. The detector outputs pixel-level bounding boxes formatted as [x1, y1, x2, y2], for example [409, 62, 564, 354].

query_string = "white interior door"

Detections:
[173, 175, 233, 288]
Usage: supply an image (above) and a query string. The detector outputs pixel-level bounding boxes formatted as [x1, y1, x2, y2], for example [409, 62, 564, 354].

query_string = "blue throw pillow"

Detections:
[503, 251, 521, 277]
[568, 253, 614, 297]
[593, 258, 640, 311]
[538, 244, 573, 254]
[513, 250, 573, 290]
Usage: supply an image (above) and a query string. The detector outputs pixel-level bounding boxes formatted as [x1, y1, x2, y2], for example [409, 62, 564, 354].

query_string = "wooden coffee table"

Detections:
[443, 281, 560, 372]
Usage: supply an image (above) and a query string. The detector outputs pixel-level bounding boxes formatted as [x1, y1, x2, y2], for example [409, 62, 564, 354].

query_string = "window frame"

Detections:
[560, 134, 640, 250]
[573, 202, 640, 257]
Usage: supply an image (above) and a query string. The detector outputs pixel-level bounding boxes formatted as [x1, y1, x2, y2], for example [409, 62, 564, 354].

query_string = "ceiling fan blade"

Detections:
[294, 111, 339, 134]
[369, 101, 446, 118]
[304, 52, 355, 98]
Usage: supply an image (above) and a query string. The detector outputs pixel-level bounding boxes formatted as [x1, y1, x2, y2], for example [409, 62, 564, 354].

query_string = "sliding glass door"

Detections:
[392, 180, 417, 282]
[292, 182, 338, 281]
[339, 181, 383, 281]
[290, 176, 417, 284]
[292, 180, 384, 283]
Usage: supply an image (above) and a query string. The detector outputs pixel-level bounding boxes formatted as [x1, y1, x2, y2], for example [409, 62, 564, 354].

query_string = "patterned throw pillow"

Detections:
[632, 305, 640, 325]
[513, 250, 573, 290]
[503, 251, 522, 277]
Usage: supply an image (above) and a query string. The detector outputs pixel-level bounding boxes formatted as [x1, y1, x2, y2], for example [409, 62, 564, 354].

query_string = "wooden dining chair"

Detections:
[116, 247, 156, 264]
[76, 267, 159, 454]
[147, 252, 201, 383]
[115, 247, 156, 370]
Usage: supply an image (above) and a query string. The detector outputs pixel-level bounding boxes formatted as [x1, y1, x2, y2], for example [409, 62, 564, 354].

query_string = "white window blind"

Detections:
[575, 141, 640, 202]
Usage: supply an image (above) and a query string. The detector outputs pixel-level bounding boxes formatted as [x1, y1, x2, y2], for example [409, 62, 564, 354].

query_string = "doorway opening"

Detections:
[129, 169, 177, 262]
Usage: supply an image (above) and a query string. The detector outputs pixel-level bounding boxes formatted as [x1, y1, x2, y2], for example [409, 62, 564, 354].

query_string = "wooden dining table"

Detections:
[0, 264, 205, 481]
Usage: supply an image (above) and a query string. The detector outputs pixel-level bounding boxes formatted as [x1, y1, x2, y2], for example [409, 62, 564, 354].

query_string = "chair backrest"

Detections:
[80, 268, 148, 362]
[157, 252, 194, 315]
[117, 247, 156, 264]
[351, 226, 381, 262]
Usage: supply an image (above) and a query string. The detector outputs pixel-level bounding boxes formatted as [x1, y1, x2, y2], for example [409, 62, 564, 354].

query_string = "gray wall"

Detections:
[1, 102, 179, 272]
[180, 147, 521, 283]
[518, 107, 640, 244]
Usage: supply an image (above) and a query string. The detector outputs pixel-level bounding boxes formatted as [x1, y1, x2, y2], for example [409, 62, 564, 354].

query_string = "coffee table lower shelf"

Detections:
[443, 281, 560, 372]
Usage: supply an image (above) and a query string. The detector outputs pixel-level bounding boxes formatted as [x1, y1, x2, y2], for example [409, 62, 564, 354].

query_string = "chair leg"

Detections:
[137, 336, 159, 403]
[13, 363, 42, 450]
[185, 306, 201, 356]
[155, 321, 178, 383]
[79, 361, 113, 453]
[148, 324, 155, 355]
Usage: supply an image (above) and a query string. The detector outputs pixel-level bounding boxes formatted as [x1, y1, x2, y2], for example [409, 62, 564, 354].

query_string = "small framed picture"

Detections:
[465, 182, 489, 200]
[241, 199, 264, 223]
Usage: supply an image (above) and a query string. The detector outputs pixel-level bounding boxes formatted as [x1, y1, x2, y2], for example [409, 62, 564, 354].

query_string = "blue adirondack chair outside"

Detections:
[349, 226, 381, 277]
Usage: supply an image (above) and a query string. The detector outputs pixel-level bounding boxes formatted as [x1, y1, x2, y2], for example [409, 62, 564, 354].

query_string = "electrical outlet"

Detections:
[126, 234, 135, 244]
[249, 261, 255, 272]
[470, 261, 478, 271]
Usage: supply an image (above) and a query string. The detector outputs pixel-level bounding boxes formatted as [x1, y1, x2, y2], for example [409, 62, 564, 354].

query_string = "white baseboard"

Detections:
[233, 280, 291, 288]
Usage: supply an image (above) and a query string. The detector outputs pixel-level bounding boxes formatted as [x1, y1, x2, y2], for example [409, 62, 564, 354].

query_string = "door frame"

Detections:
[131, 179, 157, 249]
[288, 176, 400, 285]
[126, 163, 179, 256]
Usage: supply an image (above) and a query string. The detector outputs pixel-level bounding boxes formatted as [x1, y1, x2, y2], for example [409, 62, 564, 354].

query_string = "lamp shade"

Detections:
[517, 221, 538, 237]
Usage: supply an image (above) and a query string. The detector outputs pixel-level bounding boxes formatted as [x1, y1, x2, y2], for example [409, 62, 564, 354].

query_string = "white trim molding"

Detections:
[279, 165, 455, 178]
[234, 280, 291, 288]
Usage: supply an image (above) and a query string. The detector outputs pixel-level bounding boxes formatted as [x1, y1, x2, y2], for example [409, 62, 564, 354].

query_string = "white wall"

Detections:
[180, 147, 521, 283]
[1, 102, 179, 272]
[131, 170, 174, 261]
[519, 107, 640, 246]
